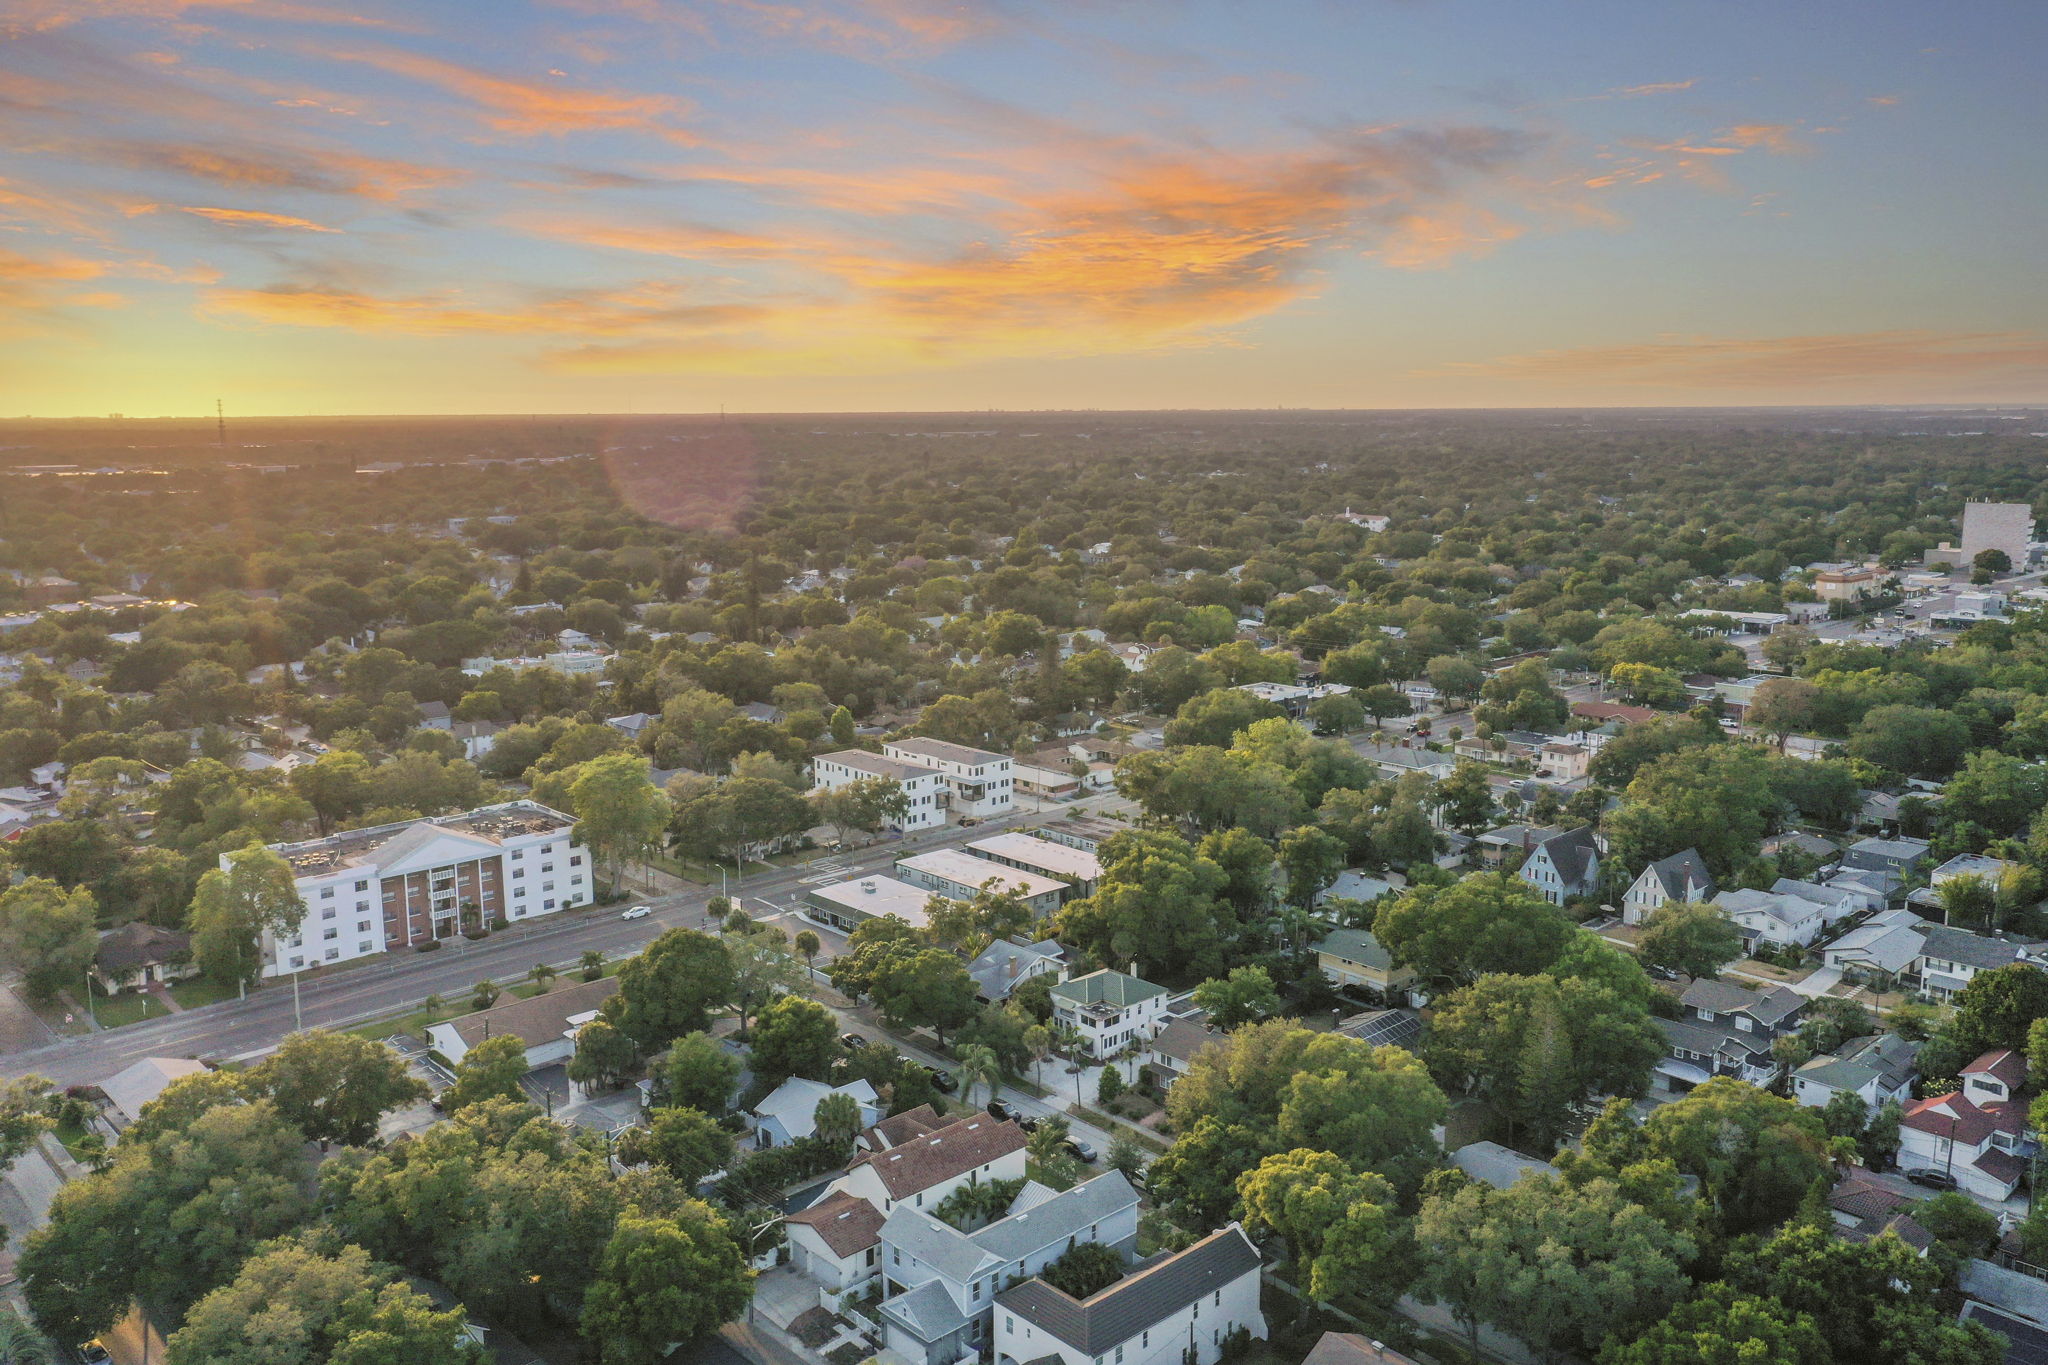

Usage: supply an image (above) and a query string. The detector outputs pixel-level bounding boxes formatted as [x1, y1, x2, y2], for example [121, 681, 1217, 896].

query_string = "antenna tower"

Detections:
[216, 398, 226, 448]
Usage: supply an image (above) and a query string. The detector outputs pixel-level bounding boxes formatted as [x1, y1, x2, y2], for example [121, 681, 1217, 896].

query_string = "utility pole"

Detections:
[215, 398, 226, 449]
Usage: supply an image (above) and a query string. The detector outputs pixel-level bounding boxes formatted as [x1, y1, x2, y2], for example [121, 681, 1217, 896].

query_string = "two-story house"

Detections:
[967, 939, 1068, 1004]
[830, 1111, 1029, 1218]
[1907, 924, 2045, 1002]
[1142, 1011, 1223, 1093]
[1620, 849, 1715, 925]
[1792, 1033, 1920, 1112]
[993, 1225, 1268, 1365]
[1654, 980, 1806, 1092]
[1312, 927, 1419, 1007]
[1898, 1051, 2033, 1201]
[1517, 826, 1600, 906]
[876, 1171, 1142, 1365]
[1051, 969, 1170, 1060]
[882, 738, 1015, 820]
[1713, 887, 1823, 948]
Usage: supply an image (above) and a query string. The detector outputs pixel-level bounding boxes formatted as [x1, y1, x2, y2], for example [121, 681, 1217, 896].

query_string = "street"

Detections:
[0, 798, 1120, 1089]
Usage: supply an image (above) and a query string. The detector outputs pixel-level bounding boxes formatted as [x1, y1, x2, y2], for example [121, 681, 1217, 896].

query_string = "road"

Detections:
[0, 799, 1110, 1090]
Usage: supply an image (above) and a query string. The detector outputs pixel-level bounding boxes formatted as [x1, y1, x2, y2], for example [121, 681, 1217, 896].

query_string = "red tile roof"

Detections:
[864, 1104, 943, 1150]
[787, 1193, 884, 1258]
[846, 1111, 1026, 1199]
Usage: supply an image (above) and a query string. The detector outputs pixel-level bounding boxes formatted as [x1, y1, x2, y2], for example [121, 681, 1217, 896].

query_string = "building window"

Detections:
[510, 850, 523, 861]
[513, 868, 525, 879]
[320, 887, 334, 899]
[289, 956, 304, 969]
[323, 928, 338, 941]
[541, 863, 554, 874]
[322, 907, 336, 920]
[543, 899, 556, 910]
[354, 879, 368, 891]
[357, 921, 370, 933]
[325, 948, 339, 961]
[570, 855, 583, 867]
[358, 941, 372, 953]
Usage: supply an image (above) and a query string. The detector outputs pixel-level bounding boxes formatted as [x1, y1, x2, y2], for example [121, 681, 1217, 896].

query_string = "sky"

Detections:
[2, 0, 2045, 416]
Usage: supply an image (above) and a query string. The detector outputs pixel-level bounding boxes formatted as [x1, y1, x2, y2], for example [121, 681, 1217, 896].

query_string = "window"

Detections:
[510, 850, 523, 861]
[570, 855, 583, 867]
[357, 921, 370, 933]
[320, 887, 334, 899]
[1005, 1318, 1013, 1334]
[289, 956, 304, 969]
[354, 879, 369, 891]
[323, 928, 338, 941]
[543, 899, 556, 910]
[358, 941, 372, 953]
[324, 948, 339, 961]
[322, 907, 336, 920]
[513, 868, 526, 879]
[1116, 1349, 1123, 1363]
[1214, 1291, 1221, 1307]
[542, 863, 554, 874]
[543, 881, 555, 893]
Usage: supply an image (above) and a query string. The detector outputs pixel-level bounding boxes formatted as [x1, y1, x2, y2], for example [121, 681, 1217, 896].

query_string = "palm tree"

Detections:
[580, 949, 606, 982]
[794, 930, 821, 982]
[1023, 1024, 1053, 1087]
[472, 979, 500, 1011]
[956, 1043, 999, 1109]
[1054, 1023, 1090, 1104]
[530, 963, 558, 994]
[813, 1090, 862, 1147]
[0, 1311, 55, 1365]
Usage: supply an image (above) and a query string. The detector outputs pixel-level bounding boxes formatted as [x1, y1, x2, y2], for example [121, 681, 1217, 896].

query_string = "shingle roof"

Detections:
[1680, 978, 1804, 1026]
[887, 736, 1006, 767]
[974, 1171, 1140, 1262]
[101, 1056, 209, 1123]
[847, 1112, 1027, 1199]
[998, 1225, 1262, 1356]
[1968, 1049, 2028, 1091]
[1301, 1332, 1421, 1365]
[1148, 1014, 1224, 1066]
[1314, 927, 1395, 972]
[1919, 926, 2037, 972]
[439, 976, 618, 1051]
[1644, 849, 1714, 902]
[881, 1205, 1002, 1283]
[1797, 1034, 1919, 1095]
[865, 1104, 944, 1149]
[1533, 826, 1598, 885]
[1051, 969, 1167, 1010]
[95, 921, 191, 972]
[1902, 1090, 2024, 1146]
[787, 1193, 885, 1258]
[881, 1277, 972, 1341]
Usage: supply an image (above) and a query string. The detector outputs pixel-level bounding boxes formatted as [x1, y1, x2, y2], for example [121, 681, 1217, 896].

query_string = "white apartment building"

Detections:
[256, 802, 590, 977]
[883, 738, 1014, 819]
[810, 750, 947, 832]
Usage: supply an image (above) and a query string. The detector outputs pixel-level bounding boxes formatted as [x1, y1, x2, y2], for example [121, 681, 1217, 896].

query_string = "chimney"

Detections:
[1007, 956, 1021, 979]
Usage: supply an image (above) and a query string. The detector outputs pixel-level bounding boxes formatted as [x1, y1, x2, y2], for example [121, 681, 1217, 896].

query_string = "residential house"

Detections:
[992, 1225, 1268, 1365]
[1715, 886, 1824, 948]
[417, 700, 452, 731]
[1762, 830, 1841, 864]
[830, 1112, 1029, 1217]
[1449, 1141, 1558, 1190]
[1518, 826, 1600, 906]
[966, 832, 1101, 899]
[896, 849, 1067, 917]
[1910, 853, 2019, 918]
[863, 1104, 947, 1152]
[811, 750, 948, 832]
[752, 1077, 882, 1148]
[603, 711, 658, 741]
[425, 976, 618, 1071]
[1452, 729, 1549, 763]
[1471, 823, 1556, 870]
[807, 875, 937, 933]
[92, 922, 196, 994]
[1317, 869, 1400, 911]
[1051, 969, 1171, 1060]
[1333, 1009, 1424, 1051]
[100, 1057, 209, 1133]
[449, 719, 505, 761]
[1620, 849, 1715, 925]
[788, 1193, 890, 1294]
[1898, 1053, 2033, 1201]
[1770, 877, 1866, 929]
[1143, 1011, 1222, 1091]
[1654, 980, 1806, 1092]
[882, 738, 1015, 819]
[1301, 1332, 1421, 1365]
[1823, 907, 1932, 981]
[1842, 835, 1933, 879]
[1909, 924, 2047, 1001]
[1539, 740, 1589, 780]
[876, 1171, 1142, 1365]
[1313, 927, 1419, 1007]
[966, 938, 1067, 1004]
[1570, 701, 1658, 727]
[1793, 1034, 1920, 1111]
[1826, 1172, 1934, 1253]
[1351, 742, 1456, 783]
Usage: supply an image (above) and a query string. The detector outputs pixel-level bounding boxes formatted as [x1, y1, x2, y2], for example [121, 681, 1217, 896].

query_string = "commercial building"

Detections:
[964, 831, 1102, 898]
[257, 801, 590, 977]
[882, 738, 1015, 819]
[1960, 501, 2036, 569]
[895, 849, 1068, 916]
[806, 875, 935, 933]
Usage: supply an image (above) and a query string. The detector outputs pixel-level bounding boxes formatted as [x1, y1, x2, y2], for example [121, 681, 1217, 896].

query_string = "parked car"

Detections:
[840, 1032, 867, 1051]
[959, 816, 983, 827]
[1904, 1168, 1960, 1191]
[1015, 1113, 1040, 1133]
[1063, 1137, 1098, 1163]
[926, 1067, 957, 1093]
[77, 1343, 111, 1365]
[621, 905, 652, 920]
[987, 1099, 1015, 1121]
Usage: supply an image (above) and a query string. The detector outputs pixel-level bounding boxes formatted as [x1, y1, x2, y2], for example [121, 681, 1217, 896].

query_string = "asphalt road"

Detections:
[0, 800, 1101, 1089]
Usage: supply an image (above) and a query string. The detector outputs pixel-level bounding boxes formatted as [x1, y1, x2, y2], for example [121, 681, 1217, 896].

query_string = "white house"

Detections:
[876, 1172, 1142, 1365]
[993, 1225, 1268, 1365]
[811, 750, 948, 833]
[258, 801, 591, 977]
[1792, 1033, 1919, 1112]
[1822, 907, 1931, 980]
[1050, 969, 1171, 1060]
[966, 939, 1067, 1003]
[829, 1111, 1029, 1218]
[1714, 887, 1823, 948]
[1620, 849, 1714, 925]
[425, 976, 618, 1071]
[882, 738, 1015, 819]
[1897, 1051, 2030, 1201]
[1518, 826, 1600, 906]
[751, 1077, 881, 1148]
[787, 1192, 887, 1293]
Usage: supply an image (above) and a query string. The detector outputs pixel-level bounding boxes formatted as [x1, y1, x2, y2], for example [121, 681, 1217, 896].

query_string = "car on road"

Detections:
[987, 1099, 1014, 1121]
[1904, 1168, 1960, 1191]
[621, 905, 653, 920]
[77, 1343, 111, 1364]
[840, 1032, 867, 1051]
[1063, 1137, 1098, 1163]
[958, 816, 982, 827]
[926, 1067, 957, 1092]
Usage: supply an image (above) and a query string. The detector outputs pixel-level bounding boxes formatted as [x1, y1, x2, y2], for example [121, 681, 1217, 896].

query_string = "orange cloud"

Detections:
[1423, 330, 2048, 388]
[154, 204, 342, 230]
[0, 0, 411, 33]
[83, 139, 460, 200]
[1612, 79, 1696, 97]
[325, 45, 698, 140]
[203, 278, 769, 336]
[1370, 205, 1526, 269]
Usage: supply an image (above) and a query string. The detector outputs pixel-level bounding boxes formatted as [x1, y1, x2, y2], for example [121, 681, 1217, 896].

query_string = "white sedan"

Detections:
[621, 905, 653, 921]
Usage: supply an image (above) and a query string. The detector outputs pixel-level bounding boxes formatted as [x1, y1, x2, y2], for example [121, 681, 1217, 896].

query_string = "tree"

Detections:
[1357, 685, 1413, 728]
[1107, 1130, 1144, 1181]
[1039, 1241, 1125, 1299]
[808, 776, 909, 846]
[1373, 873, 1575, 991]
[166, 1234, 484, 1365]
[1641, 1078, 1831, 1234]
[812, 1091, 863, 1146]
[618, 1106, 734, 1187]
[581, 948, 607, 981]
[1192, 966, 1281, 1030]
[0, 879, 96, 1003]
[725, 924, 805, 1035]
[580, 1207, 753, 1365]
[530, 962, 558, 994]
[1164, 689, 1285, 748]
[0, 1076, 51, 1190]
[0, 1310, 55, 1365]
[1236, 1148, 1403, 1295]
[1148, 1116, 1280, 1229]
[1975, 547, 2013, 576]
[955, 1042, 1000, 1109]
[21, 1101, 311, 1340]
[288, 750, 373, 835]
[1595, 1285, 1825, 1365]
[1427, 655, 1485, 701]
[1054, 828, 1233, 982]
[569, 1018, 641, 1093]
[1608, 662, 1687, 709]
[1097, 1065, 1124, 1105]
[1947, 963, 2048, 1058]
[1847, 705, 1973, 777]
[1414, 1173, 1695, 1363]
[749, 995, 838, 1079]
[871, 948, 979, 1046]
[1435, 760, 1495, 834]
[570, 752, 671, 896]
[1277, 825, 1346, 910]
[659, 1032, 740, 1115]
[186, 842, 305, 991]
[250, 1029, 428, 1147]
[1636, 901, 1744, 980]
[608, 929, 734, 1052]
[793, 929, 821, 979]
[1746, 677, 1819, 751]
[440, 1034, 530, 1113]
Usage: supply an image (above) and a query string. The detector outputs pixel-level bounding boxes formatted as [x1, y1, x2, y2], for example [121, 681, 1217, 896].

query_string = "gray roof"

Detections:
[881, 1277, 973, 1342]
[997, 1226, 1262, 1355]
[1715, 887, 1817, 928]
[1533, 826, 1598, 884]
[1315, 927, 1394, 972]
[1919, 925, 2038, 971]
[1643, 849, 1714, 902]
[888, 736, 1006, 767]
[1680, 978, 1804, 1026]
[880, 1206, 1001, 1284]
[975, 1170, 1140, 1262]
[1659, 1016, 1769, 1064]
[1842, 835, 1932, 872]
[1961, 1302, 2048, 1365]
[1449, 1141, 1556, 1190]
[1796, 1033, 1918, 1094]
[966, 938, 1065, 1000]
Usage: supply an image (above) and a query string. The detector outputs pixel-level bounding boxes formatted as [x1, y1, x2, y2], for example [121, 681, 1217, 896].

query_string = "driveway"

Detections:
[750, 1264, 819, 1331]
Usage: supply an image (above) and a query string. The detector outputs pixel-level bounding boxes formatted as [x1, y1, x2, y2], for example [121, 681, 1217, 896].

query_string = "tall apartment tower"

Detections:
[1959, 501, 2035, 568]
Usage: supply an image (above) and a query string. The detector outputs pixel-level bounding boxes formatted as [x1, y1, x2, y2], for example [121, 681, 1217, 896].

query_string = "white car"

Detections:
[621, 905, 653, 921]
